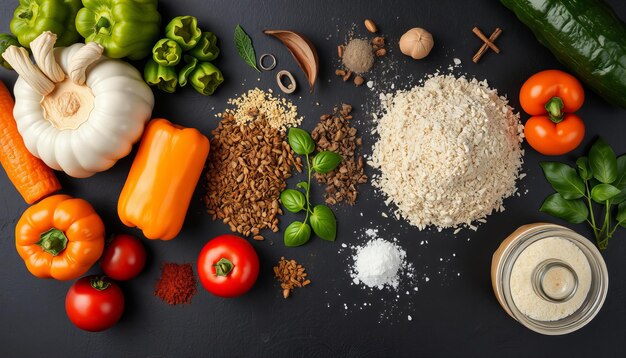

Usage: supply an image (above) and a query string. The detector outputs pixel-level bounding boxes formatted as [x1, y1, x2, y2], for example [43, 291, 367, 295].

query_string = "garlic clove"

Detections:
[399, 28, 434, 60]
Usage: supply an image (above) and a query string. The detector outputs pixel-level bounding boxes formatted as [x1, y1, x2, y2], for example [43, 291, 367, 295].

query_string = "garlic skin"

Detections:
[399, 28, 434, 60]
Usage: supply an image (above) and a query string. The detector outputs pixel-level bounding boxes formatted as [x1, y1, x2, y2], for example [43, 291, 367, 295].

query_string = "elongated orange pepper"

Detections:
[15, 194, 105, 280]
[118, 118, 210, 240]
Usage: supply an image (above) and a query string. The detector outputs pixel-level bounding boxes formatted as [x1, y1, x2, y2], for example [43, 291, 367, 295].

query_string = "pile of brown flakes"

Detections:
[312, 104, 367, 205]
[274, 257, 310, 298]
[204, 114, 302, 240]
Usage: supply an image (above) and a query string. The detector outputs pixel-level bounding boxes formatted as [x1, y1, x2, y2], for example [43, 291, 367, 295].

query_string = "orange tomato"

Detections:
[520, 70, 585, 156]
[15, 195, 105, 280]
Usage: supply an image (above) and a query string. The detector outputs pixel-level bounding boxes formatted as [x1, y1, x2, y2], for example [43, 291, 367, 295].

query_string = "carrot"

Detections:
[0, 80, 60, 204]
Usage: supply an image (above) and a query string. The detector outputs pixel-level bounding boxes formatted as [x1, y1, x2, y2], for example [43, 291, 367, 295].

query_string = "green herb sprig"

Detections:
[234, 24, 260, 72]
[540, 138, 626, 249]
[281, 128, 341, 247]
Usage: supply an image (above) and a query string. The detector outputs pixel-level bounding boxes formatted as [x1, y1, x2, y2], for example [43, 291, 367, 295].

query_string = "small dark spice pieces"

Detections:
[274, 257, 311, 298]
[205, 114, 302, 240]
[312, 104, 368, 205]
[154, 263, 197, 305]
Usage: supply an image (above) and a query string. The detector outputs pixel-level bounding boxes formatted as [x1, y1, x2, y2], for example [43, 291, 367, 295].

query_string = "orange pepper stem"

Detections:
[36, 228, 68, 256]
[214, 258, 234, 277]
[90, 275, 111, 291]
[545, 96, 565, 124]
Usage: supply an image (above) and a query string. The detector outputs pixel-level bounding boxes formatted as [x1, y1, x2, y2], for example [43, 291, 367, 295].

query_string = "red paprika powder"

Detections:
[154, 263, 197, 305]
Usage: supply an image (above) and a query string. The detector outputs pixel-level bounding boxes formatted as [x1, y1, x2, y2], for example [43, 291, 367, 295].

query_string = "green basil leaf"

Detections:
[617, 202, 626, 228]
[280, 189, 306, 213]
[284, 221, 311, 247]
[288, 128, 315, 155]
[609, 155, 626, 204]
[539, 162, 585, 199]
[540, 193, 588, 224]
[576, 157, 593, 181]
[589, 138, 617, 184]
[312, 151, 342, 174]
[234, 25, 260, 72]
[591, 184, 621, 203]
[296, 181, 309, 191]
[310, 205, 337, 241]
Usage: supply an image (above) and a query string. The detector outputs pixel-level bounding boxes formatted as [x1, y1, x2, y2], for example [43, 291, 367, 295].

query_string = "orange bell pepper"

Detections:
[520, 69, 586, 156]
[118, 118, 210, 240]
[15, 194, 105, 280]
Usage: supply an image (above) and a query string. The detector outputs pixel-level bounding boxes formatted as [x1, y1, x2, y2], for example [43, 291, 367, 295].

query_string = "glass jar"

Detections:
[491, 223, 608, 335]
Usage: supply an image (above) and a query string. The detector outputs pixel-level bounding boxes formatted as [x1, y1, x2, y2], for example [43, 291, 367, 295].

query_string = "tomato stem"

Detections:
[90, 275, 111, 291]
[214, 258, 234, 277]
[36, 228, 68, 256]
[545, 96, 565, 123]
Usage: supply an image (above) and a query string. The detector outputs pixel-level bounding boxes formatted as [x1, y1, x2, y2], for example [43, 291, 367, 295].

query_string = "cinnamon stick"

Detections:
[473, 28, 502, 63]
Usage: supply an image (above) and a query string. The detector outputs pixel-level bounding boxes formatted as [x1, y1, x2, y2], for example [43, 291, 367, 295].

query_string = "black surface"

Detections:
[1, 0, 626, 357]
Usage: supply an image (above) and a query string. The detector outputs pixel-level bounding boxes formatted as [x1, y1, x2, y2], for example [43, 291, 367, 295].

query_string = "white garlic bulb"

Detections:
[399, 28, 434, 60]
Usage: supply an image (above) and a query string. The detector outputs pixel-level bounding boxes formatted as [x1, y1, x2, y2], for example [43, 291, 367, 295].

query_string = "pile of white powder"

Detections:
[369, 74, 524, 230]
[351, 235, 407, 289]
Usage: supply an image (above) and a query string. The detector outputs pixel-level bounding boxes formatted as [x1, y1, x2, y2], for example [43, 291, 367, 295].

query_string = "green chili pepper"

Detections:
[188, 32, 220, 61]
[75, 0, 161, 60]
[189, 62, 224, 96]
[165, 16, 202, 51]
[178, 55, 198, 87]
[10, 0, 81, 48]
[144, 59, 178, 93]
[152, 38, 182, 67]
[0, 34, 20, 70]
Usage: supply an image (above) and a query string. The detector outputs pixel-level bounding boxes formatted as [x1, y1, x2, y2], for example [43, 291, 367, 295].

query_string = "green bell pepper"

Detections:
[178, 55, 198, 87]
[189, 62, 224, 96]
[188, 32, 220, 62]
[10, 0, 81, 48]
[0, 34, 20, 69]
[152, 38, 182, 67]
[165, 16, 202, 51]
[144, 59, 178, 93]
[75, 0, 161, 60]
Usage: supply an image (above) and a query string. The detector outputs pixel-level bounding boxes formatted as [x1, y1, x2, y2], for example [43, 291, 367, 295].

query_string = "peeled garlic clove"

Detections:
[399, 28, 434, 60]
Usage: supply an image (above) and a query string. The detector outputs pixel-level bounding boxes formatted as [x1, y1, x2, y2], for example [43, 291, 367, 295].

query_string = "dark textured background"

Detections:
[1, 0, 625, 357]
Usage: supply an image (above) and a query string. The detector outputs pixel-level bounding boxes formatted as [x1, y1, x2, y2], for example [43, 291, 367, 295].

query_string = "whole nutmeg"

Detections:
[399, 28, 434, 60]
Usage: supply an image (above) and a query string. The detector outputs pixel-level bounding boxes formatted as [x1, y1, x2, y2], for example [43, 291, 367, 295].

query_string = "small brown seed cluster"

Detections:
[274, 257, 310, 298]
[311, 104, 367, 205]
[205, 114, 302, 240]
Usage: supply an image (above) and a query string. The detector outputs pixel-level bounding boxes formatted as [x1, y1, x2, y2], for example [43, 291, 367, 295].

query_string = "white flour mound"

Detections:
[369, 75, 524, 230]
[351, 238, 406, 289]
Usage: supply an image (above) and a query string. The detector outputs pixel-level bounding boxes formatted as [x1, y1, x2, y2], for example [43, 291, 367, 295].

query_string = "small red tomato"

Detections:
[65, 275, 125, 332]
[197, 234, 260, 298]
[100, 234, 146, 280]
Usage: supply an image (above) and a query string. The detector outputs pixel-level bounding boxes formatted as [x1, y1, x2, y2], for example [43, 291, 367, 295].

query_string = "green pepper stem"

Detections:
[545, 96, 565, 123]
[90, 276, 111, 291]
[95, 16, 111, 33]
[36, 228, 68, 256]
[214, 258, 235, 277]
[18, 10, 33, 20]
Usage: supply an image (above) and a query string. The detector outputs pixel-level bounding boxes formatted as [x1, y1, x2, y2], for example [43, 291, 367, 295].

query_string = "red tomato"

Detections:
[197, 234, 260, 298]
[65, 275, 125, 332]
[100, 234, 146, 280]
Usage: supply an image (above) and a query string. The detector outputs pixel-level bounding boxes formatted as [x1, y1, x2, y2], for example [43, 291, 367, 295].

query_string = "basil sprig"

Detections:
[281, 128, 341, 247]
[540, 137, 626, 249]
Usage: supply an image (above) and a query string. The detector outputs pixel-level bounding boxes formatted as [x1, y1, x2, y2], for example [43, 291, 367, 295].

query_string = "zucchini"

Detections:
[501, 0, 626, 108]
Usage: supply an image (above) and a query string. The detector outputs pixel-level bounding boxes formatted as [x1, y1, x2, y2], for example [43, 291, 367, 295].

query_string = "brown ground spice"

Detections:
[312, 104, 368, 205]
[154, 263, 197, 305]
[274, 257, 310, 298]
[204, 114, 302, 240]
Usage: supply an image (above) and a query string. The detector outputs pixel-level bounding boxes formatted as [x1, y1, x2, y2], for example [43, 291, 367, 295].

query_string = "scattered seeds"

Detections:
[274, 257, 310, 298]
[312, 104, 367, 205]
[205, 115, 303, 238]
[222, 88, 302, 132]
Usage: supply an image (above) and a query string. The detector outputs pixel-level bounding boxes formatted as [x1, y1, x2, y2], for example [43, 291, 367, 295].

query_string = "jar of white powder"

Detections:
[491, 223, 608, 335]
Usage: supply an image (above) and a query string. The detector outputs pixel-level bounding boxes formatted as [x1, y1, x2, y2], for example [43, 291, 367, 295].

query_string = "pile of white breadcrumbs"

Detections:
[220, 88, 302, 131]
[369, 74, 524, 231]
